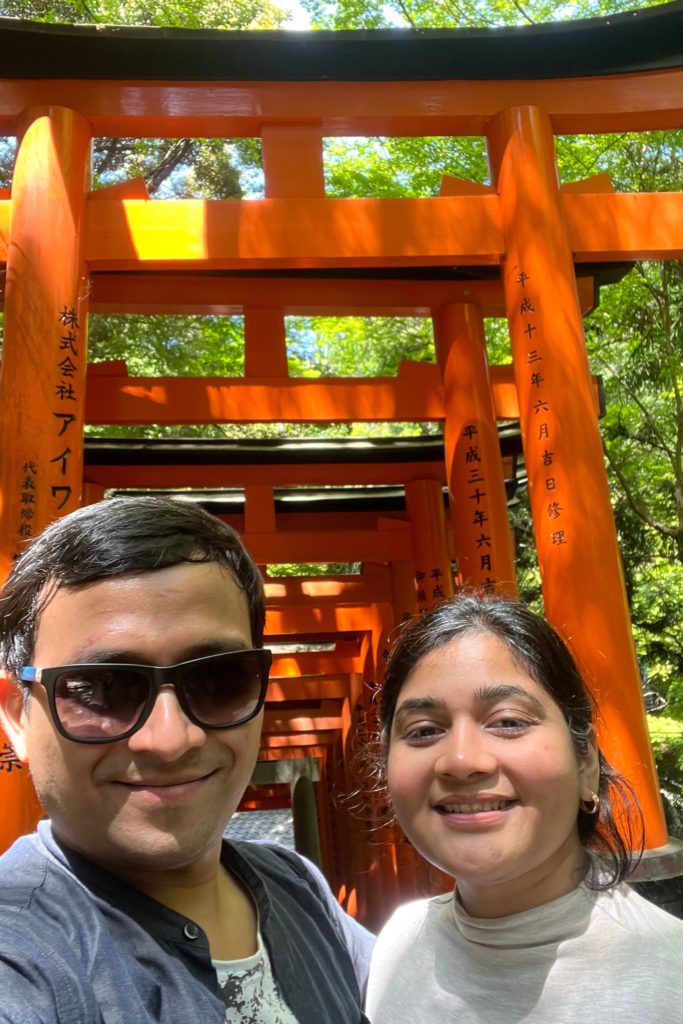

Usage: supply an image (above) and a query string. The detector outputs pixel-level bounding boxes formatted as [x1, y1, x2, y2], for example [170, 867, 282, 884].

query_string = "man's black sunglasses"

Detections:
[19, 649, 272, 744]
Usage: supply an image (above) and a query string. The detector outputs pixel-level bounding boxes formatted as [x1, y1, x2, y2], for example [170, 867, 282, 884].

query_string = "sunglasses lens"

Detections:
[54, 668, 149, 740]
[181, 652, 266, 727]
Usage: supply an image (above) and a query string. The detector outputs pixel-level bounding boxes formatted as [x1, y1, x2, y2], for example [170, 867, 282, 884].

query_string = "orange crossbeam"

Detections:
[260, 733, 339, 749]
[242, 527, 409, 564]
[269, 654, 363, 677]
[0, 274, 596, 319]
[86, 275, 524, 317]
[1, 193, 678, 269]
[266, 575, 394, 605]
[83, 463, 445, 489]
[82, 362, 593, 424]
[0, 71, 679, 137]
[565, 192, 683, 261]
[82, 196, 502, 270]
[263, 712, 343, 734]
[77, 192, 679, 268]
[268, 678, 355, 701]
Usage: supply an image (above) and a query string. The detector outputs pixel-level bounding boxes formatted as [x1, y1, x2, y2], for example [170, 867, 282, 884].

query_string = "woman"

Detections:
[365, 594, 683, 1024]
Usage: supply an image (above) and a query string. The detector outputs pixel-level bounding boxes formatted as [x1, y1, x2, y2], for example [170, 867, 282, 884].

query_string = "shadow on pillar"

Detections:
[291, 775, 323, 871]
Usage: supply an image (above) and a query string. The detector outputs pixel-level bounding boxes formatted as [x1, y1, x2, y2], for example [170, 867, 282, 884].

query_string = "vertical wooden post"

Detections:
[488, 105, 667, 848]
[261, 124, 325, 199]
[244, 308, 288, 378]
[0, 106, 91, 852]
[291, 775, 323, 869]
[433, 302, 517, 594]
[404, 479, 454, 611]
[82, 482, 106, 506]
[390, 559, 417, 622]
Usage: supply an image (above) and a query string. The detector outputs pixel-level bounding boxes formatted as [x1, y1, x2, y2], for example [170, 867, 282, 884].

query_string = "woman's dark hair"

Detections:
[380, 593, 643, 888]
[0, 495, 266, 679]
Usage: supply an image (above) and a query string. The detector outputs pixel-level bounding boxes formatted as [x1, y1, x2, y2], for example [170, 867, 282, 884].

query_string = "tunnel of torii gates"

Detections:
[0, 7, 682, 928]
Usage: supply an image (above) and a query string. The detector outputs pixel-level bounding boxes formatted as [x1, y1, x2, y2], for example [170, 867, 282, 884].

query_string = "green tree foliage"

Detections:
[0, 0, 287, 29]
[88, 314, 245, 376]
[301, 0, 665, 30]
[286, 316, 434, 377]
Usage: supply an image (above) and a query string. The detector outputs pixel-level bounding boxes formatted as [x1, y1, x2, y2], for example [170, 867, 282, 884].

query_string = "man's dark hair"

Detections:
[0, 496, 266, 680]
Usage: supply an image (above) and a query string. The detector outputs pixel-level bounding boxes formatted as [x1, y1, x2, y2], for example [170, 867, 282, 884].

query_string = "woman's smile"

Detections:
[387, 630, 598, 917]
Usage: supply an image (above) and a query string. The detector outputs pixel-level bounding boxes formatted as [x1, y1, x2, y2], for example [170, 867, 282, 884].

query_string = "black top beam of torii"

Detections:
[0, 2, 680, 81]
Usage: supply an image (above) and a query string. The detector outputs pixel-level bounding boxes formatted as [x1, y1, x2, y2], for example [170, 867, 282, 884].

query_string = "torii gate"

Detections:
[0, 8, 682, 909]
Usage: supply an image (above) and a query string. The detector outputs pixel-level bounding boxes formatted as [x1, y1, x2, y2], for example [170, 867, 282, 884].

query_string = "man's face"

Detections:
[3, 561, 261, 878]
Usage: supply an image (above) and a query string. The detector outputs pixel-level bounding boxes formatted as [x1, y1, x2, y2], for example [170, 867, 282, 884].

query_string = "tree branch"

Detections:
[604, 443, 677, 540]
[508, 0, 536, 25]
[144, 139, 196, 195]
[392, 0, 418, 28]
[591, 350, 675, 459]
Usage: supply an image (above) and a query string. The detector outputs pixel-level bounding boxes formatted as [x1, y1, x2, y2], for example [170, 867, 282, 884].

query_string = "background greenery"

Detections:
[1, 0, 681, 819]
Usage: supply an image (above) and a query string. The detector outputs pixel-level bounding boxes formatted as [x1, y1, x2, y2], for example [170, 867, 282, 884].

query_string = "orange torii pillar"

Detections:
[390, 559, 417, 623]
[0, 106, 91, 851]
[488, 105, 667, 849]
[404, 479, 454, 612]
[433, 303, 517, 595]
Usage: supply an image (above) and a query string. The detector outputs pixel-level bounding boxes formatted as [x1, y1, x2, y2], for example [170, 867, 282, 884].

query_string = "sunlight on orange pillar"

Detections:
[0, 106, 91, 852]
[488, 105, 666, 848]
[434, 303, 517, 595]
[405, 479, 454, 611]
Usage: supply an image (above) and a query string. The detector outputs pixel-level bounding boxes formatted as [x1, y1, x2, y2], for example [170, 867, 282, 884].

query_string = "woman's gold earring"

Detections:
[579, 792, 600, 815]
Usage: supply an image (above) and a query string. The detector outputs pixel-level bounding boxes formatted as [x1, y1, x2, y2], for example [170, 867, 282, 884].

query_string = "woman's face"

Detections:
[387, 630, 599, 918]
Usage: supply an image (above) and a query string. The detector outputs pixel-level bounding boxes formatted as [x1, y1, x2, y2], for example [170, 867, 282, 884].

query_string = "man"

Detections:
[0, 496, 372, 1023]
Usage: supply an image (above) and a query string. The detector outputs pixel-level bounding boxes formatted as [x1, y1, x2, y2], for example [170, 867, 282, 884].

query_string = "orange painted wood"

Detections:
[268, 510, 403, 532]
[266, 571, 393, 605]
[262, 124, 325, 199]
[440, 177, 492, 196]
[271, 656, 362, 679]
[565, 192, 683, 261]
[0, 201, 7, 260]
[434, 303, 517, 593]
[82, 481, 107, 505]
[82, 195, 502, 269]
[79, 191, 683, 270]
[84, 461, 449, 489]
[244, 307, 288, 377]
[263, 706, 343, 734]
[259, 732, 339, 748]
[405, 479, 454, 611]
[390, 559, 418, 621]
[0, 109, 91, 574]
[84, 273, 596, 317]
[0, 106, 91, 853]
[268, 677, 355, 701]
[0, 70, 679, 137]
[88, 176, 149, 200]
[3, 189, 679, 271]
[267, 602, 393, 649]
[560, 172, 614, 194]
[488, 104, 667, 848]
[81, 363, 527, 423]
[243, 485, 276, 533]
[0, 768, 43, 853]
[241, 526, 410, 564]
